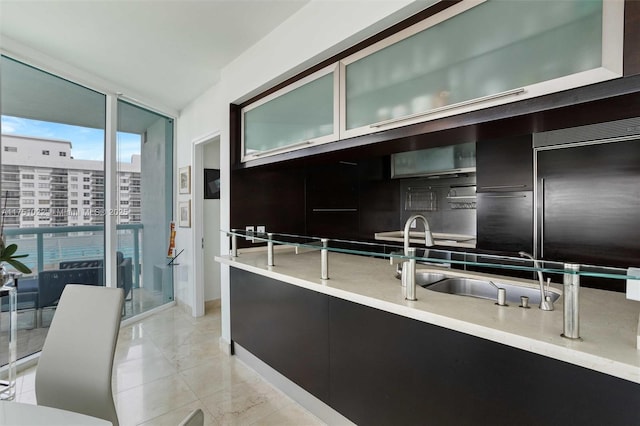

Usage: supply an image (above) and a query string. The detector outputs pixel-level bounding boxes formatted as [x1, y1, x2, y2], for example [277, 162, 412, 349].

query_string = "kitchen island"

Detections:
[216, 247, 640, 425]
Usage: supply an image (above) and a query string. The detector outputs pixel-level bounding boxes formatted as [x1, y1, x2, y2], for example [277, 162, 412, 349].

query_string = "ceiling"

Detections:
[0, 0, 310, 114]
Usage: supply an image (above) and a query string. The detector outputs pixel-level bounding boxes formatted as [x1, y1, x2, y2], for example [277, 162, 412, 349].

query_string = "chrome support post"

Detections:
[562, 263, 580, 340]
[403, 248, 417, 301]
[321, 238, 329, 280]
[230, 230, 238, 257]
[267, 233, 274, 267]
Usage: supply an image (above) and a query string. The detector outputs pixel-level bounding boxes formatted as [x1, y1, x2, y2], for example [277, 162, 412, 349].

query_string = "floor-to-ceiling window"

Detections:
[0, 55, 174, 364]
[0, 55, 107, 363]
[117, 100, 174, 318]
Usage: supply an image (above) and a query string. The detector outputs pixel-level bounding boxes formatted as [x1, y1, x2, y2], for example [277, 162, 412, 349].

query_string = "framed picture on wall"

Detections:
[178, 200, 191, 228]
[204, 168, 220, 199]
[179, 166, 191, 194]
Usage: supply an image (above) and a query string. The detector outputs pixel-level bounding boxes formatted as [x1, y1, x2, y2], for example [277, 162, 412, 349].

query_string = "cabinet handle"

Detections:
[483, 195, 527, 198]
[370, 87, 526, 128]
[252, 140, 313, 157]
[479, 184, 527, 190]
[312, 208, 358, 212]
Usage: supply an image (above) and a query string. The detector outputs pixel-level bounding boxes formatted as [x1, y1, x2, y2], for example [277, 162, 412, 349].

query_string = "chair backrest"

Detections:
[35, 284, 124, 426]
[179, 408, 204, 426]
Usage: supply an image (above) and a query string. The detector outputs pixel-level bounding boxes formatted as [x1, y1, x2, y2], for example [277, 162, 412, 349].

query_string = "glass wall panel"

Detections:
[117, 100, 173, 319]
[0, 55, 106, 362]
[346, 0, 604, 129]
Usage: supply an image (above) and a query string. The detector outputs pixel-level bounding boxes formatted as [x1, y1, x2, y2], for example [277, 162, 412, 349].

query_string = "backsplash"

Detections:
[399, 174, 476, 237]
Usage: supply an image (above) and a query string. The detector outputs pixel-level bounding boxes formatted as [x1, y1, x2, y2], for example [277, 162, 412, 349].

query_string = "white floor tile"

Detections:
[14, 305, 325, 426]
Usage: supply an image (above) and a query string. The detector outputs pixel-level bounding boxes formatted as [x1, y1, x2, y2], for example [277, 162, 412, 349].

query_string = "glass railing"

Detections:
[4, 224, 142, 283]
[0, 224, 146, 366]
[223, 229, 640, 282]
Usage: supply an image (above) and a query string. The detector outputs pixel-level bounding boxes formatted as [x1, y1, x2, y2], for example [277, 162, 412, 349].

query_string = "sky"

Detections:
[1, 115, 141, 163]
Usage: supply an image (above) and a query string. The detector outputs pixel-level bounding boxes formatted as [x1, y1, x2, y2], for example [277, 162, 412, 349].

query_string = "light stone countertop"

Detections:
[216, 248, 640, 385]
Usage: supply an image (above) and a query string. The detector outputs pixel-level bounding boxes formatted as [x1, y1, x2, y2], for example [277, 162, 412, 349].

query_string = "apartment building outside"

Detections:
[1, 133, 140, 229]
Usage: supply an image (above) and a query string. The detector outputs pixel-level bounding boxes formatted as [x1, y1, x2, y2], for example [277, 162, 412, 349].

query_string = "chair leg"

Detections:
[36, 309, 43, 329]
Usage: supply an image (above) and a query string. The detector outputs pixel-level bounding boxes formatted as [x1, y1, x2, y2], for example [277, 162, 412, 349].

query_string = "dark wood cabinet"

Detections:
[229, 268, 330, 403]
[476, 134, 534, 255]
[306, 162, 359, 239]
[230, 268, 640, 425]
[329, 297, 640, 426]
[476, 134, 533, 192]
[476, 191, 533, 254]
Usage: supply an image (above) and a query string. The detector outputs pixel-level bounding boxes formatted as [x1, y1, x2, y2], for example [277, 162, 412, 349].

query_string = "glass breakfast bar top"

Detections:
[224, 229, 640, 283]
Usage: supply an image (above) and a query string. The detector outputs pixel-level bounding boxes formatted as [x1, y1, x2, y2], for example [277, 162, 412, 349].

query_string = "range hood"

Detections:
[391, 142, 475, 178]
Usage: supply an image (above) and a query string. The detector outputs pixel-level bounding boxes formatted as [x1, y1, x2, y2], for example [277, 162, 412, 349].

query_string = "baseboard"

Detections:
[120, 300, 176, 327]
[205, 299, 221, 311]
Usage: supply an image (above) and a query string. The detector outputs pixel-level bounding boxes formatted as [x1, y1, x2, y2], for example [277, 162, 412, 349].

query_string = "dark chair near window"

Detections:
[0, 276, 40, 328]
[35, 251, 134, 325]
[59, 251, 133, 312]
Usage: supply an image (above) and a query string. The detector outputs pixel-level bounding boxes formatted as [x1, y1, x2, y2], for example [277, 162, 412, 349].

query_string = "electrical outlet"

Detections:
[256, 225, 266, 236]
[245, 225, 254, 242]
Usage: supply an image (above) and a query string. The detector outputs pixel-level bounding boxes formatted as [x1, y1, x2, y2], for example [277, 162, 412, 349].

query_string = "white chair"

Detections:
[35, 284, 124, 426]
[179, 408, 204, 426]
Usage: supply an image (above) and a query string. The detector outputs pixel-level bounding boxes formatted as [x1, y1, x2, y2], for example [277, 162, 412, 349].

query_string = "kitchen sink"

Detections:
[395, 271, 561, 305]
[394, 269, 448, 286]
[425, 277, 560, 305]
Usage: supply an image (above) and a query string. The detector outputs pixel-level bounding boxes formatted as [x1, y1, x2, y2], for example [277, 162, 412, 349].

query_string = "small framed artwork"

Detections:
[204, 168, 220, 199]
[178, 200, 191, 228]
[179, 166, 191, 194]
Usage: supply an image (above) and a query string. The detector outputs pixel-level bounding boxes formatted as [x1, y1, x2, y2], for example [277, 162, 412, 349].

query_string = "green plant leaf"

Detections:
[9, 254, 28, 259]
[2, 244, 17, 257]
[5, 258, 32, 274]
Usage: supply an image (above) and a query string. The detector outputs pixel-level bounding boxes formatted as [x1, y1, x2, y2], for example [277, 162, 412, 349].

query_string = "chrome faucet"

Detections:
[403, 214, 434, 255]
[519, 251, 554, 311]
[400, 215, 433, 301]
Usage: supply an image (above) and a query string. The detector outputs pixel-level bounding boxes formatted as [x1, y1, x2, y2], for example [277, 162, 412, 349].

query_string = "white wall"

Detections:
[175, 0, 431, 339]
[175, 83, 223, 310]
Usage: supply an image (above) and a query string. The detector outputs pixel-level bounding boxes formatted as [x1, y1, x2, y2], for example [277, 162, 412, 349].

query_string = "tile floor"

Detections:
[13, 304, 326, 425]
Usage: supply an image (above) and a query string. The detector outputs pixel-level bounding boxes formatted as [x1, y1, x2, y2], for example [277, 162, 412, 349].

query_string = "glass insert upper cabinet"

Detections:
[340, 0, 623, 139]
[391, 142, 476, 178]
[242, 64, 339, 162]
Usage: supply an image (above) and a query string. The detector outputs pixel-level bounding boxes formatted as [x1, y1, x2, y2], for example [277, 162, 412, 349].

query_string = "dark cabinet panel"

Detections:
[537, 138, 640, 291]
[229, 268, 330, 403]
[230, 269, 640, 424]
[537, 139, 640, 267]
[306, 162, 360, 239]
[329, 297, 640, 426]
[231, 167, 306, 249]
[624, 0, 640, 76]
[476, 134, 533, 191]
[477, 191, 533, 253]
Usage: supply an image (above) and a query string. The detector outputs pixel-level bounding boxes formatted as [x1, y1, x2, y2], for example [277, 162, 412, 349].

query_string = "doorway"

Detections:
[192, 132, 221, 316]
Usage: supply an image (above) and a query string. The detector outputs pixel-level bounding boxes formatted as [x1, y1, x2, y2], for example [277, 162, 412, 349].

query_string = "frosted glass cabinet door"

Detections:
[342, 0, 622, 137]
[392, 142, 476, 178]
[242, 65, 339, 161]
